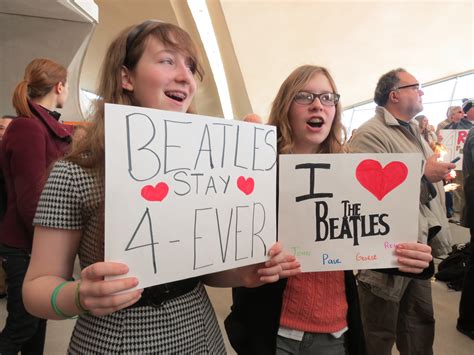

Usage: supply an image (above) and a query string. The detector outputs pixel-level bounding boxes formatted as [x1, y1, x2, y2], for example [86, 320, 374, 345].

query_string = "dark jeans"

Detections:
[458, 228, 474, 330]
[445, 191, 454, 217]
[0, 244, 46, 355]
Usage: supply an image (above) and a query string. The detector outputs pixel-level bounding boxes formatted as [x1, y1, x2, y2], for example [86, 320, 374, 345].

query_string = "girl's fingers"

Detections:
[257, 264, 282, 277]
[266, 244, 295, 268]
[397, 256, 429, 268]
[396, 243, 431, 254]
[84, 289, 143, 313]
[397, 256, 429, 274]
[396, 247, 433, 263]
[258, 274, 279, 284]
[267, 242, 282, 257]
[398, 265, 425, 274]
[88, 290, 143, 316]
[395, 243, 432, 273]
[81, 277, 140, 298]
[81, 262, 129, 281]
[279, 261, 301, 279]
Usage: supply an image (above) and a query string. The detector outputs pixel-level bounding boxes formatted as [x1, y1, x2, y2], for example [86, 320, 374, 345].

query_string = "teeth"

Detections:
[165, 91, 187, 101]
[307, 118, 323, 128]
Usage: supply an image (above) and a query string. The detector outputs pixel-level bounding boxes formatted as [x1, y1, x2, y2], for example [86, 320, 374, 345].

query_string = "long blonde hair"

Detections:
[268, 65, 346, 154]
[12, 58, 67, 118]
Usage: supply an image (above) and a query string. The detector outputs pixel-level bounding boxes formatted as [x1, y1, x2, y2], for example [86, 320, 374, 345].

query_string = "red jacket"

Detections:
[0, 101, 73, 250]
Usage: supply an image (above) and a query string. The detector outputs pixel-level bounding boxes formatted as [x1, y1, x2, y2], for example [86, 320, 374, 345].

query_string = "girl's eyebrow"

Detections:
[152, 49, 174, 56]
[300, 89, 334, 93]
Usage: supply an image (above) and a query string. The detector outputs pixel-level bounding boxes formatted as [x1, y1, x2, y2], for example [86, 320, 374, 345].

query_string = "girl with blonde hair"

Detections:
[225, 65, 433, 355]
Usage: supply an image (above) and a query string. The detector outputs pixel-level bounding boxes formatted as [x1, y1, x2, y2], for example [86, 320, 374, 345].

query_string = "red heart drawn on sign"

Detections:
[237, 176, 254, 195]
[355, 160, 408, 201]
[141, 182, 169, 202]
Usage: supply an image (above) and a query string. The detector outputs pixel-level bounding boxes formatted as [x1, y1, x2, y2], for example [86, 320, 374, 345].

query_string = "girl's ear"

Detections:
[121, 66, 134, 91]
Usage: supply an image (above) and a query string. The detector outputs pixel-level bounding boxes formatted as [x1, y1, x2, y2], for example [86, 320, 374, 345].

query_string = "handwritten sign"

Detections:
[104, 104, 277, 288]
[440, 129, 469, 169]
[278, 153, 422, 272]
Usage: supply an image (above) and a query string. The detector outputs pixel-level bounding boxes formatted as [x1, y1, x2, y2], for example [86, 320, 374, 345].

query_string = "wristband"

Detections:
[50, 281, 77, 319]
[75, 282, 90, 314]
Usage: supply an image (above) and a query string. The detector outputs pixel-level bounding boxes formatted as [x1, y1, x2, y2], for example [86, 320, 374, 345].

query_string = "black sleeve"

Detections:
[224, 280, 287, 355]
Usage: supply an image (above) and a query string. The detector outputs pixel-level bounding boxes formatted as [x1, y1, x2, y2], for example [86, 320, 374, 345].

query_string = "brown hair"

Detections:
[12, 58, 67, 117]
[65, 21, 204, 255]
[67, 21, 204, 173]
[268, 65, 346, 154]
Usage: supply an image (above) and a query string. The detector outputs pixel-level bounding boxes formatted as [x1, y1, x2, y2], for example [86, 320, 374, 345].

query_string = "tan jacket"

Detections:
[349, 106, 451, 301]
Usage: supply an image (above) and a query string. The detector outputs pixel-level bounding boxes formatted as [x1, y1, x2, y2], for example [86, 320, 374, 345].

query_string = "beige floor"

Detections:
[1, 222, 473, 354]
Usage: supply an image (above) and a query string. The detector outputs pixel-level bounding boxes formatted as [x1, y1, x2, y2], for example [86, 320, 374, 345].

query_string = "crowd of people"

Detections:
[0, 19, 472, 355]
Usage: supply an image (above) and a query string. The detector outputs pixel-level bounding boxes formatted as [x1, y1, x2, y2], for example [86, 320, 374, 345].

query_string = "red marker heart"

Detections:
[237, 176, 254, 195]
[355, 160, 408, 201]
[141, 182, 169, 202]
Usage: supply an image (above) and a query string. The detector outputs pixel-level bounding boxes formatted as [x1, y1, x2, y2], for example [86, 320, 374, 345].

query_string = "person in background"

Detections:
[0, 116, 15, 141]
[22, 21, 300, 354]
[349, 68, 455, 355]
[445, 99, 474, 130]
[0, 115, 15, 300]
[444, 99, 474, 223]
[0, 58, 73, 355]
[414, 114, 437, 146]
[436, 106, 463, 135]
[225, 65, 432, 355]
[431, 141, 458, 219]
[348, 128, 358, 143]
[457, 125, 474, 340]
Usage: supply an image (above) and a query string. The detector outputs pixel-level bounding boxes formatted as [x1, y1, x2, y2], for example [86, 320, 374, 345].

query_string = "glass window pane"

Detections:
[419, 101, 452, 127]
[356, 101, 376, 111]
[342, 108, 354, 131]
[80, 89, 100, 118]
[422, 79, 455, 104]
[453, 73, 474, 101]
[350, 109, 375, 131]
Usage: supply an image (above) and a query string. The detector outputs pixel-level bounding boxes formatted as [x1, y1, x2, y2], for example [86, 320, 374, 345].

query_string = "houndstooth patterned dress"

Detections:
[34, 160, 226, 354]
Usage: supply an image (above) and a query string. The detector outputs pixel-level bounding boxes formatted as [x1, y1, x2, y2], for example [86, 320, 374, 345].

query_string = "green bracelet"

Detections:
[50, 281, 77, 319]
[74, 282, 89, 314]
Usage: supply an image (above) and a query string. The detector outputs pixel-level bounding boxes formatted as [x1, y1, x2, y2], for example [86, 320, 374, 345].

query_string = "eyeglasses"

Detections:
[393, 83, 422, 91]
[294, 91, 340, 106]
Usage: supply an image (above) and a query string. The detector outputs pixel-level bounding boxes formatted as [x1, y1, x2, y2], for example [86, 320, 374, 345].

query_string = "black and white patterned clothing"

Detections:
[34, 160, 226, 354]
[34, 159, 103, 268]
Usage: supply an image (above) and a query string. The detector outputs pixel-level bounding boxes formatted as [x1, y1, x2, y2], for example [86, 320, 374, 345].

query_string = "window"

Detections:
[80, 89, 100, 119]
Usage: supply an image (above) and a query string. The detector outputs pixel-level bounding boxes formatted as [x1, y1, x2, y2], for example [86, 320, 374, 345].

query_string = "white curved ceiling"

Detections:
[80, 0, 473, 120]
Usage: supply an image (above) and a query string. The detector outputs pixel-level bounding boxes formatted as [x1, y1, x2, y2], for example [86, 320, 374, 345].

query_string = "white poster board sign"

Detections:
[440, 129, 469, 169]
[278, 153, 422, 272]
[104, 104, 277, 288]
